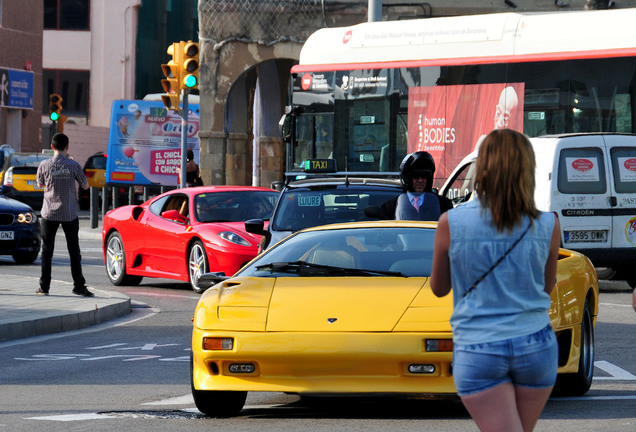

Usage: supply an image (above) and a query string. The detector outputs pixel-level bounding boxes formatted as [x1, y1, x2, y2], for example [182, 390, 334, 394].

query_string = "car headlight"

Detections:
[16, 212, 37, 224]
[218, 231, 251, 246]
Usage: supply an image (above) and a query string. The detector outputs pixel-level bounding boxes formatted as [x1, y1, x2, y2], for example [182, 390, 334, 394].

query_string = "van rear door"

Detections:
[605, 135, 636, 248]
[554, 135, 612, 249]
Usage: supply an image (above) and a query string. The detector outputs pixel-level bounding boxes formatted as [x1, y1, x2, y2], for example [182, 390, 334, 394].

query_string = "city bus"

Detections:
[283, 8, 636, 186]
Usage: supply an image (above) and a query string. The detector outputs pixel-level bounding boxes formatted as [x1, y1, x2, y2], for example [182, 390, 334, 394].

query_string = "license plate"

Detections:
[0, 231, 15, 240]
[564, 230, 608, 243]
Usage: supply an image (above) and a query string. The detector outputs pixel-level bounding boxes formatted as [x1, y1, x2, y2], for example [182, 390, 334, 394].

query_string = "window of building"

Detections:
[43, 70, 90, 117]
[44, 0, 90, 30]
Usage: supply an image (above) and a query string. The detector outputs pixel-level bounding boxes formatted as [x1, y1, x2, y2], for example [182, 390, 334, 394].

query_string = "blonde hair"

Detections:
[474, 129, 539, 233]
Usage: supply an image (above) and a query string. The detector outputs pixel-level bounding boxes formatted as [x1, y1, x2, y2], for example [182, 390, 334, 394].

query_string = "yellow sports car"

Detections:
[191, 220, 599, 417]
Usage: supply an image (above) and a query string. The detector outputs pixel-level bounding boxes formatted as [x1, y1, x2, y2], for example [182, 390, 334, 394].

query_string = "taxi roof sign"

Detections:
[304, 158, 336, 173]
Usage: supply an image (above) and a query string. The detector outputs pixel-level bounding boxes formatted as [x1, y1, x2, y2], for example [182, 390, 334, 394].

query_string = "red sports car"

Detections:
[102, 186, 279, 293]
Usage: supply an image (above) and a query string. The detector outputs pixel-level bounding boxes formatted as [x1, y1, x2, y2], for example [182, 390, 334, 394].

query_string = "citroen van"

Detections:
[441, 133, 636, 287]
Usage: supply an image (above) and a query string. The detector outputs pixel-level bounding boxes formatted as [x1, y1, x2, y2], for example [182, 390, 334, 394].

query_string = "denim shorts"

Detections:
[452, 324, 558, 397]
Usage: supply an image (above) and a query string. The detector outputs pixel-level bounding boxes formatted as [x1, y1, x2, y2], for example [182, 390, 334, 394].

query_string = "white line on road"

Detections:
[26, 413, 118, 421]
[594, 360, 636, 380]
[142, 394, 193, 405]
[551, 395, 636, 401]
[124, 291, 200, 300]
[599, 302, 633, 308]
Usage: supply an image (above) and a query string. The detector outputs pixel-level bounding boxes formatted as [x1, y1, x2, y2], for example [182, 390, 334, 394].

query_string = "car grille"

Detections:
[0, 213, 16, 226]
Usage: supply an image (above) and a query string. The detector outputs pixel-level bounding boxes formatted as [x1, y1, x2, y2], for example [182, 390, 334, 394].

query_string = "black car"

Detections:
[245, 163, 403, 251]
[0, 185, 40, 264]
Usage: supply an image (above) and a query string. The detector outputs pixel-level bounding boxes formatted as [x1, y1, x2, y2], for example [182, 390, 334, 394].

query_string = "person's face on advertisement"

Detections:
[494, 87, 518, 129]
[494, 104, 513, 129]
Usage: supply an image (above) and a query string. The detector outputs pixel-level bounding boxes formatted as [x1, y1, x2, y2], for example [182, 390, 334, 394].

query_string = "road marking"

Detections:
[14, 354, 90, 361]
[116, 343, 180, 351]
[594, 360, 636, 380]
[125, 291, 200, 299]
[143, 394, 193, 405]
[26, 413, 118, 421]
[87, 343, 128, 350]
[82, 354, 162, 361]
[552, 395, 636, 401]
[599, 302, 632, 308]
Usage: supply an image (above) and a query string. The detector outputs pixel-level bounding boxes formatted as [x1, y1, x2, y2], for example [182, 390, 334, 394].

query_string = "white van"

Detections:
[440, 133, 636, 287]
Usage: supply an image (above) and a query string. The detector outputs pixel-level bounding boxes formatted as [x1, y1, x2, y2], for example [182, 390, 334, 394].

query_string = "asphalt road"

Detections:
[0, 228, 634, 431]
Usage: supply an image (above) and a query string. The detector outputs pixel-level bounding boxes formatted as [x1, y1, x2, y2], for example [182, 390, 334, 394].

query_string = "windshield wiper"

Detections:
[255, 260, 406, 277]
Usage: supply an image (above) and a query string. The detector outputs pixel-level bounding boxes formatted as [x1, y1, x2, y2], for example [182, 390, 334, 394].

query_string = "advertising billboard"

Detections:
[408, 82, 525, 181]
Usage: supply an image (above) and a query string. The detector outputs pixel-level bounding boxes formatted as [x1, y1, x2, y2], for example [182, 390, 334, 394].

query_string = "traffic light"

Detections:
[181, 41, 199, 90]
[48, 93, 68, 132]
[49, 94, 62, 121]
[161, 42, 182, 112]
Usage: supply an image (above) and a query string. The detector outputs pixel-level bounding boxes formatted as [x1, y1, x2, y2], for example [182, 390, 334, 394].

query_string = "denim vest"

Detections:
[447, 199, 555, 345]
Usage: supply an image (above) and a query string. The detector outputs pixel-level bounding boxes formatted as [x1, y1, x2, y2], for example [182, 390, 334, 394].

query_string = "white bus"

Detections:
[284, 8, 636, 186]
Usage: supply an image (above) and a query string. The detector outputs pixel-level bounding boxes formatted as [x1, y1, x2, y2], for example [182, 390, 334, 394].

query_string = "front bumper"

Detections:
[191, 329, 455, 395]
[0, 224, 40, 256]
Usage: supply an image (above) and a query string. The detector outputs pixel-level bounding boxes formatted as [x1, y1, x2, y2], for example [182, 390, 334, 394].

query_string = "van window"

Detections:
[557, 148, 606, 194]
[443, 161, 476, 205]
[610, 147, 636, 193]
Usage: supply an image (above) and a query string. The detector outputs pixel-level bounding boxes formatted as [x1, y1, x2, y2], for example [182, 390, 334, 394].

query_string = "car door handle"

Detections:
[609, 196, 617, 207]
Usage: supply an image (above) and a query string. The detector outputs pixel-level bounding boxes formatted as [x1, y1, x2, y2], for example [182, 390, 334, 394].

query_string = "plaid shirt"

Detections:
[37, 153, 88, 221]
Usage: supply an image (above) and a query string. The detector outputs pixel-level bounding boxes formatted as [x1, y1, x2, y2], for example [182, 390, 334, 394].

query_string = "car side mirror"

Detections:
[198, 272, 228, 290]
[245, 218, 267, 236]
[364, 205, 387, 219]
[161, 209, 188, 224]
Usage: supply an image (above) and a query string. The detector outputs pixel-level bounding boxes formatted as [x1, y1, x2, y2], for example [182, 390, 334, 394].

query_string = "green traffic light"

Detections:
[50, 112, 60, 121]
[183, 74, 197, 88]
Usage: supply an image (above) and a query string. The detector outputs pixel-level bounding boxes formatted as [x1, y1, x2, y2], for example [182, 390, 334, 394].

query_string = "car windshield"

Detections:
[240, 225, 436, 278]
[87, 155, 107, 170]
[271, 188, 400, 232]
[10, 154, 51, 167]
[194, 190, 280, 223]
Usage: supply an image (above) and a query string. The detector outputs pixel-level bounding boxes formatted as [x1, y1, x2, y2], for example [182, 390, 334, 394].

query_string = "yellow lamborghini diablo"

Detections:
[191, 221, 599, 417]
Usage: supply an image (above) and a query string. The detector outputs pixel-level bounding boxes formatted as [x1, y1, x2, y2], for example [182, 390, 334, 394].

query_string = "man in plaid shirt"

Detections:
[36, 133, 93, 297]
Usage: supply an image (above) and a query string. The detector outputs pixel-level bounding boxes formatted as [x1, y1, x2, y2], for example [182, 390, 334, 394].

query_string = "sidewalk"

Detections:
[0, 212, 131, 343]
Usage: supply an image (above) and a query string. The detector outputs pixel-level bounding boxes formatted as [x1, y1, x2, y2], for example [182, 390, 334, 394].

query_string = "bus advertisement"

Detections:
[105, 100, 200, 187]
[283, 8, 636, 187]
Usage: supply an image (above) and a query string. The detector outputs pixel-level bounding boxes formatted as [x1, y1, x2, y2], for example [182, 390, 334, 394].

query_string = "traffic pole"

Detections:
[180, 89, 189, 189]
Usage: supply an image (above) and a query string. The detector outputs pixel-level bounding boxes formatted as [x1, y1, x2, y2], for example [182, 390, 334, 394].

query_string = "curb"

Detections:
[0, 297, 131, 342]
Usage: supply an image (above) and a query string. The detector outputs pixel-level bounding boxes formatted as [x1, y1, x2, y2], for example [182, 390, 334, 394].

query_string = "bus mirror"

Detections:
[279, 113, 292, 143]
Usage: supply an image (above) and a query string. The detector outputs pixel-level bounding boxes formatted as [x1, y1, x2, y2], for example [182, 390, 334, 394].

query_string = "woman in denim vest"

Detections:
[431, 128, 561, 432]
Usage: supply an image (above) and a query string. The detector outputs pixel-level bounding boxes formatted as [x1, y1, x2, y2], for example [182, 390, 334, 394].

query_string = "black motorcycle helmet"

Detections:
[399, 151, 436, 192]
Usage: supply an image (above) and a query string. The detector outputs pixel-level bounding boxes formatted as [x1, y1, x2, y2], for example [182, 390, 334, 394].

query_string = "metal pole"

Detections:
[180, 90, 189, 189]
[368, 0, 382, 22]
[89, 186, 98, 229]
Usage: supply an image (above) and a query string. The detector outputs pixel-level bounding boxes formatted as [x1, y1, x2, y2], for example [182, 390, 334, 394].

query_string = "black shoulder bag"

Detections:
[462, 222, 532, 298]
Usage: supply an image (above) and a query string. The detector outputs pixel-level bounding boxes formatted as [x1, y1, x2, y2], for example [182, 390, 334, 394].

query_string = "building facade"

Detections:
[42, 0, 197, 167]
[0, 0, 42, 152]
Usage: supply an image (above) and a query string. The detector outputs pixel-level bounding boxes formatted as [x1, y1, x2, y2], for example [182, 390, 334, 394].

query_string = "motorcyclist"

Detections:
[379, 151, 453, 221]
